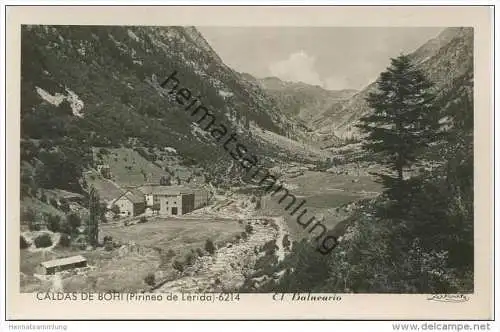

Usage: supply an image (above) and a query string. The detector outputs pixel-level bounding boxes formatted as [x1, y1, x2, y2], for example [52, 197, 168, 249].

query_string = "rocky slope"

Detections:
[242, 73, 357, 131]
[317, 27, 474, 138]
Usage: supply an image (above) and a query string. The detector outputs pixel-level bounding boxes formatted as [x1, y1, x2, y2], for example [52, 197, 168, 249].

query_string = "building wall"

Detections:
[159, 194, 183, 216]
[115, 197, 134, 216]
[133, 202, 146, 216]
[145, 194, 154, 206]
[182, 193, 195, 214]
[193, 190, 209, 209]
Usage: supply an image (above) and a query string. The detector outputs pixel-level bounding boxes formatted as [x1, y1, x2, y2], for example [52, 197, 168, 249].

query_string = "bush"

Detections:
[172, 259, 185, 273]
[205, 239, 216, 255]
[111, 205, 120, 215]
[245, 224, 254, 234]
[241, 232, 248, 240]
[166, 249, 176, 259]
[59, 220, 72, 235]
[21, 209, 36, 224]
[185, 252, 196, 266]
[144, 273, 156, 287]
[34, 234, 53, 248]
[196, 248, 204, 257]
[66, 213, 81, 232]
[46, 214, 61, 232]
[59, 199, 70, 213]
[58, 233, 71, 247]
[139, 216, 148, 223]
[103, 235, 113, 251]
[262, 240, 278, 255]
[49, 198, 59, 208]
[20, 235, 30, 249]
[282, 235, 291, 250]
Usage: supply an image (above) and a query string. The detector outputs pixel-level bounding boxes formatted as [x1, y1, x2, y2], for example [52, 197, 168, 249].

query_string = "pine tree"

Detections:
[87, 186, 100, 247]
[356, 54, 442, 208]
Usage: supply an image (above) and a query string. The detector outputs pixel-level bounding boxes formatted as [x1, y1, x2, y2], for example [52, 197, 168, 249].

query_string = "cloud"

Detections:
[268, 51, 323, 86]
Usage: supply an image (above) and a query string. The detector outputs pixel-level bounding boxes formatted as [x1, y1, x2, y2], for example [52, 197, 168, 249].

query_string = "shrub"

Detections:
[49, 198, 59, 208]
[59, 199, 70, 213]
[241, 232, 248, 240]
[245, 224, 254, 234]
[111, 205, 120, 215]
[166, 249, 176, 259]
[196, 248, 204, 257]
[34, 234, 53, 248]
[20, 235, 30, 249]
[205, 239, 216, 255]
[46, 214, 61, 233]
[21, 209, 36, 224]
[139, 216, 148, 223]
[59, 220, 72, 235]
[58, 233, 71, 247]
[262, 240, 278, 255]
[144, 273, 156, 287]
[172, 259, 185, 273]
[66, 213, 81, 232]
[282, 235, 291, 250]
[104, 240, 114, 251]
[185, 252, 196, 266]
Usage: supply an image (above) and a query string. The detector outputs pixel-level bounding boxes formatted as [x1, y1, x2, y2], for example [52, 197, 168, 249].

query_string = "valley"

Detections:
[19, 25, 474, 294]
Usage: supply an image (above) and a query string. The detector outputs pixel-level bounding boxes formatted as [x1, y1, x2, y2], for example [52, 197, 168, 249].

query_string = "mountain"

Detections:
[20, 25, 312, 193]
[317, 27, 474, 139]
[241, 74, 357, 130]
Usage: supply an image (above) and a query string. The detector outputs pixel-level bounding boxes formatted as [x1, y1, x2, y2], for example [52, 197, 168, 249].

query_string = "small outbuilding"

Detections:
[40, 255, 87, 275]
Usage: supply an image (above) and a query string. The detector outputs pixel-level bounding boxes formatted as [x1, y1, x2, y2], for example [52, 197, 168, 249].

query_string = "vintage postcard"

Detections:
[4, 5, 494, 320]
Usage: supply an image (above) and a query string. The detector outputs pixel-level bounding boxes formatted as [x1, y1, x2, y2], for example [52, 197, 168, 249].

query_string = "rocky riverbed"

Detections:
[154, 217, 286, 292]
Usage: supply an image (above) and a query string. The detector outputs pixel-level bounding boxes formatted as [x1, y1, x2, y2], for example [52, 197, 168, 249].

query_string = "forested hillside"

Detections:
[252, 50, 474, 294]
[20, 25, 307, 199]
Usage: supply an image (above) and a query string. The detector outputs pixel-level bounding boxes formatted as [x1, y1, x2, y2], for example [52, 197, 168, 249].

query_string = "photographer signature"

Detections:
[427, 294, 470, 303]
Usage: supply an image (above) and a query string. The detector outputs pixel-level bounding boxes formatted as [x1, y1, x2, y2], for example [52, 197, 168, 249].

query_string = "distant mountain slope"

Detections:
[318, 27, 473, 138]
[20, 25, 310, 193]
[241, 73, 357, 129]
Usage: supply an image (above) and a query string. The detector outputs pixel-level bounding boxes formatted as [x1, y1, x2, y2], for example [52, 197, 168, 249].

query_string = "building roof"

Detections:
[41, 255, 87, 269]
[137, 185, 193, 196]
[120, 189, 145, 204]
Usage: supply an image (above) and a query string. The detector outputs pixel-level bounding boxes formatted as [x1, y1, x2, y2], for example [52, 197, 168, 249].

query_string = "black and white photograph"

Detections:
[18, 24, 476, 296]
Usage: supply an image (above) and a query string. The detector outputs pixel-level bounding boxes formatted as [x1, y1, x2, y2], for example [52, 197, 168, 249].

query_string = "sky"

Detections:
[197, 27, 444, 91]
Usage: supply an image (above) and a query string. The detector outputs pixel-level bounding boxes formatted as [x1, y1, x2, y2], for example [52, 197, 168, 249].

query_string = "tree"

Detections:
[34, 234, 53, 248]
[46, 214, 61, 233]
[59, 199, 70, 213]
[144, 273, 155, 287]
[66, 213, 81, 233]
[111, 205, 120, 215]
[204, 239, 216, 255]
[356, 54, 442, 210]
[87, 186, 100, 247]
[103, 235, 114, 251]
[58, 233, 71, 247]
[172, 259, 185, 273]
[20, 235, 30, 249]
